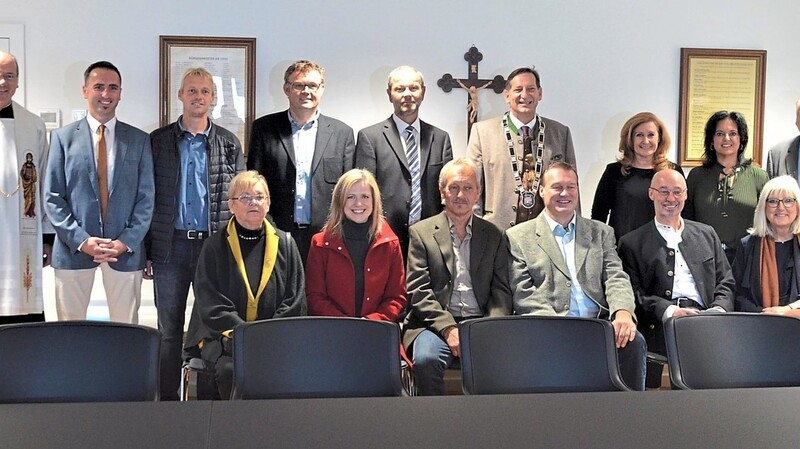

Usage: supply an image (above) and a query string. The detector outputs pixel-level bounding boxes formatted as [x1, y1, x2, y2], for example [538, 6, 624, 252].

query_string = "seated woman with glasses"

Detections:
[305, 168, 406, 322]
[732, 176, 800, 313]
[591, 112, 683, 241]
[184, 170, 306, 399]
[683, 111, 769, 264]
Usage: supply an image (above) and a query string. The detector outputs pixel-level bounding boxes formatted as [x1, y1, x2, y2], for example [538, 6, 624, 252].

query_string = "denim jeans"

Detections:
[617, 331, 647, 391]
[411, 329, 455, 396]
[153, 236, 205, 400]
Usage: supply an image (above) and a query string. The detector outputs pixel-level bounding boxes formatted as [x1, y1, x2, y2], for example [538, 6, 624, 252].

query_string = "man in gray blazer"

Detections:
[507, 162, 645, 390]
[467, 67, 576, 231]
[44, 61, 154, 324]
[355, 66, 453, 258]
[247, 60, 355, 262]
[766, 98, 800, 179]
[404, 158, 511, 395]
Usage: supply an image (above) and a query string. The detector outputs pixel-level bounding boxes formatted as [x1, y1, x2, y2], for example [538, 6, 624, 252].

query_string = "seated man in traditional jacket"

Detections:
[618, 169, 734, 384]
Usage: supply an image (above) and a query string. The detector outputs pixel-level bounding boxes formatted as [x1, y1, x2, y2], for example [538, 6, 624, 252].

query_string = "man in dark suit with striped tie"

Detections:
[355, 66, 453, 259]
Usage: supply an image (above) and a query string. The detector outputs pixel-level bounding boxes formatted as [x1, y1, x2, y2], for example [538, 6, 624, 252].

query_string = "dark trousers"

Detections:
[289, 225, 313, 265]
[617, 331, 647, 391]
[153, 235, 205, 400]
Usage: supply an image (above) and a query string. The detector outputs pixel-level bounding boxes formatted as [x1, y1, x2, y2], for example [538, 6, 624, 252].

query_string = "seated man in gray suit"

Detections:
[618, 169, 733, 363]
[404, 158, 512, 395]
[766, 98, 800, 179]
[507, 162, 645, 390]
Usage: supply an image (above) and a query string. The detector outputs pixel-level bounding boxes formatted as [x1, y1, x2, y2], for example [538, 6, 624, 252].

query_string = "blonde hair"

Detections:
[227, 170, 269, 200]
[325, 169, 384, 240]
[618, 112, 672, 176]
[179, 67, 215, 97]
[750, 175, 800, 238]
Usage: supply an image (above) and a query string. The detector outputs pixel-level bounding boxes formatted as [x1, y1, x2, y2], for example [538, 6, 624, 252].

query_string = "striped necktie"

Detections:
[405, 126, 421, 225]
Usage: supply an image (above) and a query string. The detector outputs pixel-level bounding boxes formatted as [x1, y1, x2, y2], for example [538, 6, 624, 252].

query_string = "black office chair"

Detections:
[459, 315, 631, 394]
[230, 317, 404, 399]
[664, 313, 800, 389]
[0, 321, 160, 403]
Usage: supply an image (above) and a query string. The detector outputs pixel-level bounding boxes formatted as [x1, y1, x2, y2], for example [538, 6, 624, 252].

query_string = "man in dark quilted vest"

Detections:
[146, 67, 245, 400]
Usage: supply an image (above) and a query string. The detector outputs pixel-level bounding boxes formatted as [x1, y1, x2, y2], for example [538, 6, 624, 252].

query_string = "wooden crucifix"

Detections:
[437, 46, 506, 139]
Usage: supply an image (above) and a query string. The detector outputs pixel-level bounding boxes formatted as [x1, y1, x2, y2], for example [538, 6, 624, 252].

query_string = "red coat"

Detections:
[306, 222, 407, 321]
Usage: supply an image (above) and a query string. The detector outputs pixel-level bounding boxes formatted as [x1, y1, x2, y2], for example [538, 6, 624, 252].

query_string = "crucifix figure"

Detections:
[438, 46, 505, 139]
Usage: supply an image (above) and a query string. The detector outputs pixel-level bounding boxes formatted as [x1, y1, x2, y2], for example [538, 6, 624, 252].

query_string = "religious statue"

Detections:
[20, 152, 37, 218]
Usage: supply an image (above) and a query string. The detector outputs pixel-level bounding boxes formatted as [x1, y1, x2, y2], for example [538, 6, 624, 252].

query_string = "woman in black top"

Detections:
[591, 112, 683, 240]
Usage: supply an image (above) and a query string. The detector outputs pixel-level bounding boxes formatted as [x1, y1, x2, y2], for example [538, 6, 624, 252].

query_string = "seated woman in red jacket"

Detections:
[306, 168, 406, 321]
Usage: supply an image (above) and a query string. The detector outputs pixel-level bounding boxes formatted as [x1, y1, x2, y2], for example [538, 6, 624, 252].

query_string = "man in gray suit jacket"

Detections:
[507, 162, 645, 390]
[44, 61, 154, 324]
[467, 67, 576, 231]
[247, 60, 354, 262]
[766, 98, 800, 179]
[355, 66, 453, 258]
[404, 158, 511, 395]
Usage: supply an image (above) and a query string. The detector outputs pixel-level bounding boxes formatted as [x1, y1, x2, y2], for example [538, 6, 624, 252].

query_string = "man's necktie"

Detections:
[521, 125, 533, 153]
[405, 126, 421, 225]
[97, 124, 109, 224]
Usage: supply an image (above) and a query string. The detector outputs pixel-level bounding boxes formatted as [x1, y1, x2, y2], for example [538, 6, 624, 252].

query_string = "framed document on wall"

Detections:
[678, 48, 767, 166]
[159, 35, 256, 152]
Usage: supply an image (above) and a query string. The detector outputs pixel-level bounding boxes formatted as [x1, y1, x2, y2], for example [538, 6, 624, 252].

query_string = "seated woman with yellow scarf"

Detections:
[184, 170, 306, 399]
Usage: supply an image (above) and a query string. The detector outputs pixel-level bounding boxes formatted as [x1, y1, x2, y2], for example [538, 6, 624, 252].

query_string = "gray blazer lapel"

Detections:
[110, 123, 129, 195]
[433, 218, 455, 278]
[787, 137, 800, 178]
[77, 119, 102, 201]
[535, 217, 570, 278]
[469, 219, 488, 280]
[574, 221, 591, 273]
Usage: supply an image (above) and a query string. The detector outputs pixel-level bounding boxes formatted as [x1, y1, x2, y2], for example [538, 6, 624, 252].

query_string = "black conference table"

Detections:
[2, 387, 798, 448]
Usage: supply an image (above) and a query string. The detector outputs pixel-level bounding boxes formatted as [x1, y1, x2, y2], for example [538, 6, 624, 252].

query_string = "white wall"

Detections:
[7, 0, 800, 325]
[7, 0, 800, 204]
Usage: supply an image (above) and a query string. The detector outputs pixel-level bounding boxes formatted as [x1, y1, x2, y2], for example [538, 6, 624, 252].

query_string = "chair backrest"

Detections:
[0, 321, 160, 403]
[459, 316, 630, 394]
[230, 317, 403, 399]
[664, 313, 800, 389]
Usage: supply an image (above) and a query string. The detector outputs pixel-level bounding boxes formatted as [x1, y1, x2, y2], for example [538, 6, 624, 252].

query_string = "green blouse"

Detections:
[683, 163, 769, 261]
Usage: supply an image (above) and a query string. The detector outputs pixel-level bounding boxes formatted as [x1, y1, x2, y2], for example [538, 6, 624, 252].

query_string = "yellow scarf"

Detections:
[226, 218, 279, 321]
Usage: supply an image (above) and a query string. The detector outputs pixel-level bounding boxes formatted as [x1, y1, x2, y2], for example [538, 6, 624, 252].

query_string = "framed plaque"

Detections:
[159, 35, 256, 152]
[678, 48, 766, 166]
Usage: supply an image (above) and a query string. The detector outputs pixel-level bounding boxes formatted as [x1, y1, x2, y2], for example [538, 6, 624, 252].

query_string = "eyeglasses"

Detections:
[233, 194, 268, 205]
[766, 198, 797, 208]
[713, 131, 739, 139]
[288, 82, 322, 92]
[649, 187, 686, 198]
